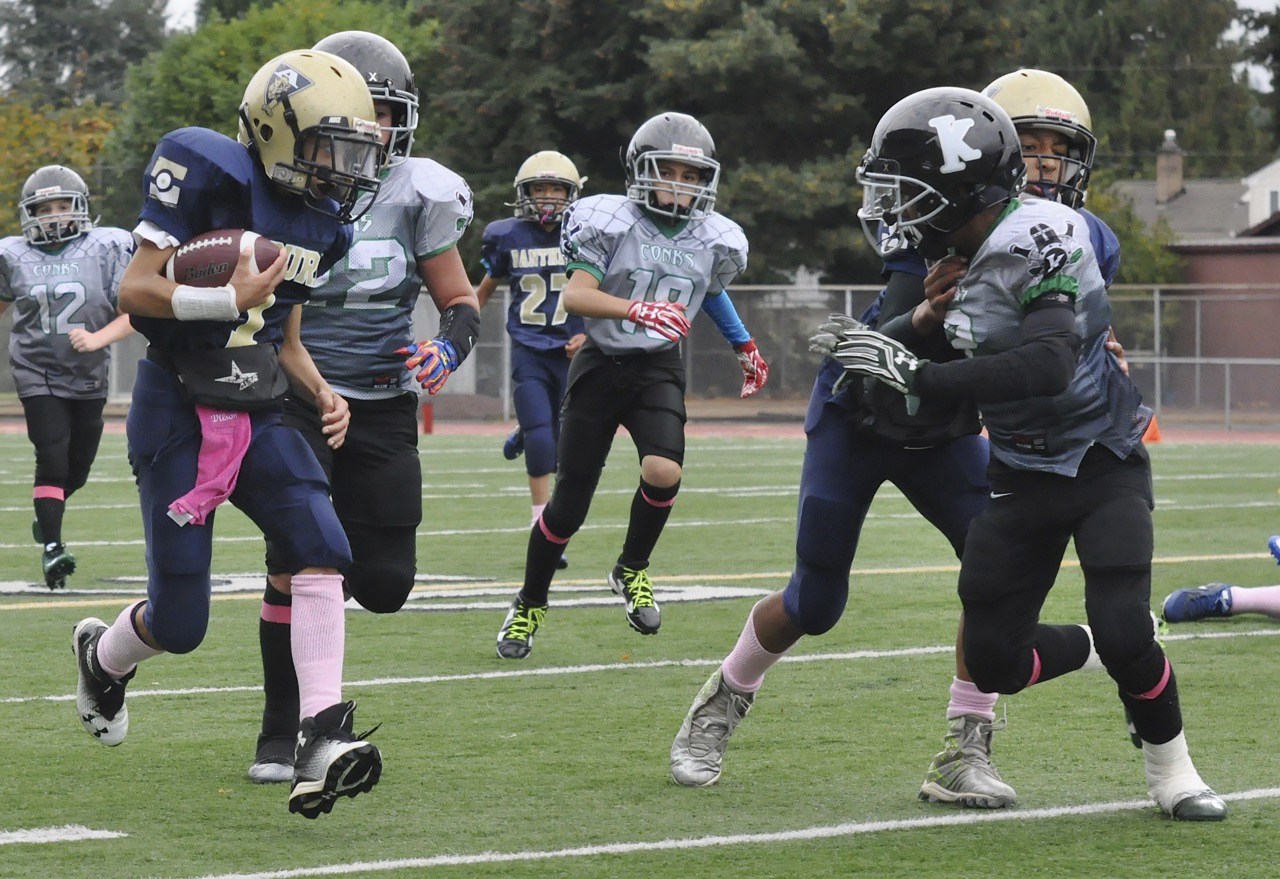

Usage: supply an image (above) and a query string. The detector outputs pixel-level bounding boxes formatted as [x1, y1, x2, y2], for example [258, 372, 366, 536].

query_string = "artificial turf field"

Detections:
[0, 428, 1277, 879]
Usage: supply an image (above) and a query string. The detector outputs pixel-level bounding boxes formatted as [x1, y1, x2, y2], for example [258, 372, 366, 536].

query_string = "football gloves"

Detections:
[734, 339, 769, 398]
[807, 314, 924, 396]
[398, 338, 460, 395]
[626, 300, 690, 341]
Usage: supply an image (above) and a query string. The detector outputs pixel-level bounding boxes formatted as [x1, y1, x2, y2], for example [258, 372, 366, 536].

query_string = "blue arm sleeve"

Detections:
[702, 290, 752, 347]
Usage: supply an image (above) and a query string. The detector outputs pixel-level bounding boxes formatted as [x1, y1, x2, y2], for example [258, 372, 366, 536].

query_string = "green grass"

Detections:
[1, 432, 1278, 878]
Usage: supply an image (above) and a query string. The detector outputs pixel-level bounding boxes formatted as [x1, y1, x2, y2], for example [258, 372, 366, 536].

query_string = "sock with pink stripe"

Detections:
[290, 573, 345, 720]
[721, 601, 787, 694]
[259, 582, 298, 738]
[96, 601, 163, 681]
[620, 479, 680, 569]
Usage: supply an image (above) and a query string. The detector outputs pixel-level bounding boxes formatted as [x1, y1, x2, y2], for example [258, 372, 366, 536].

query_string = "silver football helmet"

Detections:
[19, 165, 93, 245]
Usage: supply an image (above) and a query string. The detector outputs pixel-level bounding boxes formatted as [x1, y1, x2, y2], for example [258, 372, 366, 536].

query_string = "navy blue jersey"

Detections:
[1079, 207, 1120, 286]
[480, 217, 584, 352]
[133, 127, 352, 353]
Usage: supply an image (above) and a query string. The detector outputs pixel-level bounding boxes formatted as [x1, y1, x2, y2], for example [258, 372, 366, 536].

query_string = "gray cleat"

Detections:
[670, 668, 754, 787]
[1169, 790, 1229, 821]
[919, 714, 1017, 808]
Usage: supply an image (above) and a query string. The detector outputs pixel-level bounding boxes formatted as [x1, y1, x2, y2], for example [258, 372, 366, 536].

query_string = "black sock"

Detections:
[520, 519, 568, 606]
[619, 479, 680, 570]
[259, 581, 298, 740]
[1120, 663, 1184, 745]
[1028, 623, 1094, 684]
[34, 496, 64, 546]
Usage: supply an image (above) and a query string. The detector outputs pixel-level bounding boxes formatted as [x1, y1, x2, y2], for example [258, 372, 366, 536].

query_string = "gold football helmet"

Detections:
[238, 49, 382, 222]
[983, 68, 1096, 209]
[511, 151, 586, 223]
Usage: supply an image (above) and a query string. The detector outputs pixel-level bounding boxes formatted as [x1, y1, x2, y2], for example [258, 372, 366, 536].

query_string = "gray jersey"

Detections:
[0, 227, 133, 398]
[942, 198, 1147, 475]
[302, 157, 473, 397]
[561, 195, 748, 354]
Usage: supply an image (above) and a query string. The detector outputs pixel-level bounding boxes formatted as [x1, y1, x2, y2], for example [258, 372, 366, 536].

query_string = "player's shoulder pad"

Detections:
[700, 211, 748, 254]
[394, 157, 472, 207]
[153, 127, 255, 187]
[481, 216, 523, 242]
[0, 235, 26, 261]
[563, 193, 636, 237]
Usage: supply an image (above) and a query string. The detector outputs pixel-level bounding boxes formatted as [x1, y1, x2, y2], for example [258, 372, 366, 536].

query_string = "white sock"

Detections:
[1142, 732, 1210, 811]
[96, 602, 163, 680]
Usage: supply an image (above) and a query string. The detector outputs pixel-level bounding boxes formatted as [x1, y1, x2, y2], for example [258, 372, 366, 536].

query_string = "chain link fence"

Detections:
[4, 283, 1280, 430]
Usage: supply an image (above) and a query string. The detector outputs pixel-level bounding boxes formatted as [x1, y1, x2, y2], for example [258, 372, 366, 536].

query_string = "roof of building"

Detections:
[1111, 178, 1248, 240]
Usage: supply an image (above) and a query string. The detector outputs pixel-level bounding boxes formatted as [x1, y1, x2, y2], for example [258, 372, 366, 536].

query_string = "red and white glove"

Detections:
[735, 339, 769, 398]
[626, 300, 691, 342]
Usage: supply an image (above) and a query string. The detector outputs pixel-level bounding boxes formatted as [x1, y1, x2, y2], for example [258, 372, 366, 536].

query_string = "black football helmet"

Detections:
[19, 165, 93, 245]
[857, 87, 1024, 259]
[312, 30, 419, 166]
[622, 112, 720, 220]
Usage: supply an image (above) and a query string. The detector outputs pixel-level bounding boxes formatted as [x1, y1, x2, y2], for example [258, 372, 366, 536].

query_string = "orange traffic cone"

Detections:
[1142, 415, 1162, 443]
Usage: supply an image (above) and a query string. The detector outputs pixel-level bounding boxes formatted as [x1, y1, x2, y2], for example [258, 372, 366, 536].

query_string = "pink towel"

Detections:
[167, 405, 252, 527]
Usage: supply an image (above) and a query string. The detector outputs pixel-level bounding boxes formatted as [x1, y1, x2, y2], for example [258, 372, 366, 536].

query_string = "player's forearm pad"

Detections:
[436, 302, 481, 363]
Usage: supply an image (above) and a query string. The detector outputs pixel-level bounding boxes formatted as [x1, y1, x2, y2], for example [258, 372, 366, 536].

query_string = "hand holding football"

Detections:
[165, 229, 281, 287]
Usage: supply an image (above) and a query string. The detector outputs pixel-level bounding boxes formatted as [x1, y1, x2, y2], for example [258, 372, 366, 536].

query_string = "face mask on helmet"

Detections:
[19, 166, 93, 246]
[511, 151, 584, 223]
[311, 31, 420, 167]
[856, 87, 1024, 260]
[238, 50, 383, 223]
[623, 112, 720, 221]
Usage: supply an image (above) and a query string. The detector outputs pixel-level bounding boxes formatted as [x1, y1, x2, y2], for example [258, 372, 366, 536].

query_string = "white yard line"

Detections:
[0, 824, 127, 846]
[5, 627, 1277, 707]
[171, 788, 1280, 879]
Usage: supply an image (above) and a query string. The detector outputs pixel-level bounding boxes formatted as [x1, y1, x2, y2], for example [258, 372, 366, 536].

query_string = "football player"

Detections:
[70, 49, 385, 819]
[819, 87, 1224, 821]
[247, 30, 479, 785]
[1162, 531, 1280, 621]
[669, 70, 1129, 811]
[0, 165, 135, 589]
[475, 151, 588, 568]
[493, 111, 768, 659]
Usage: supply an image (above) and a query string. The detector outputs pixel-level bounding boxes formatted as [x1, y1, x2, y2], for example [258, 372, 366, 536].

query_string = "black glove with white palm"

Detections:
[808, 313, 926, 401]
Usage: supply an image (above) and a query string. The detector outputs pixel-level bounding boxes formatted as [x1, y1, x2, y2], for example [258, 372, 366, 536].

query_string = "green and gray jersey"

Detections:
[302, 157, 473, 397]
[561, 194, 747, 355]
[942, 198, 1147, 475]
[0, 227, 133, 399]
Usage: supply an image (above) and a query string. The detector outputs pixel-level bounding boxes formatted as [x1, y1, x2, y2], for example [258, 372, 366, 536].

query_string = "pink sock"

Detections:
[531, 503, 547, 528]
[291, 573, 345, 719]
[721, 601, 787, 693]
[97, 602, 163, 680]
[946, 676, 998, 721]
[1229, 585, 1280, 618]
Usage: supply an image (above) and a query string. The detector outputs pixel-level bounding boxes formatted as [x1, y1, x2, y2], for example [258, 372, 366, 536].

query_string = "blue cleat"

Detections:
[1162, 583, 1233, 623]
[502, 428, 524, 461]
[1269, 535, 1280, 565]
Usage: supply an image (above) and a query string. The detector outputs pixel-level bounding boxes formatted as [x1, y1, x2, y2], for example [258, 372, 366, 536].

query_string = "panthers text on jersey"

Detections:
[0, 227, 135, 398]
[481, 216, 585, 352]
[560, 194, 747, 355]
[301, 157, 472, 397]
[941, 197, 1148, 475]
[132, 126, 354, 353]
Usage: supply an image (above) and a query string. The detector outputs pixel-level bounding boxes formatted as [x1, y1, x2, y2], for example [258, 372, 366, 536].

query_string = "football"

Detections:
[165, 229, 281, 287]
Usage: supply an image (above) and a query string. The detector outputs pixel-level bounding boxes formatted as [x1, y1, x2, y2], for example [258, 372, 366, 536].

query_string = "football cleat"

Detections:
[608, 564, 661, 634]
[919, 715, 1017, 808]
[496, 596, 547, 660]
[42, 542, 75, 590]
[502, 428, 524, 460]
[72, 617, 132, 746]
[556, 554, 569, 570]
[1269, 534, 1280, 564]
[1162, 583, 1233, 623]
[289, 701, 381, 819]
[1167, 790, 1229, 821]
[249, 734, 297, 784]
[670, 668, 754, 787]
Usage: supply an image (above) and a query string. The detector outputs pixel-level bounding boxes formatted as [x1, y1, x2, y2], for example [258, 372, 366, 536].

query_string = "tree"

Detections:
[0, 97, 119, 238]
[0, 0, 167, 106]
[96, 0, 438, 229]
[1243, 7, 1280, 148]
[196, 0, 282, 28]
